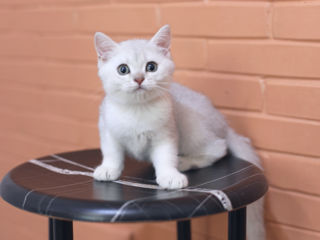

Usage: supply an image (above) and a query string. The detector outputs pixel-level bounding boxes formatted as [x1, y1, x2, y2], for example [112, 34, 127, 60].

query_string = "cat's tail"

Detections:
[226, 128, 261, 169]
[226, 128, 266, 240]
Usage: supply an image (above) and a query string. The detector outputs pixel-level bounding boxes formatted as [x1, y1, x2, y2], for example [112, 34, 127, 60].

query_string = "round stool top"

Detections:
[0, 149, 267, 223]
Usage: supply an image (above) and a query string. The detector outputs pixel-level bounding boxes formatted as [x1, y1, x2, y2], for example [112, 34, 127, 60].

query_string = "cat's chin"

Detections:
[108, 90, 159, 105]
[133, 89, 167, 103]
[133, 86, 146, 92]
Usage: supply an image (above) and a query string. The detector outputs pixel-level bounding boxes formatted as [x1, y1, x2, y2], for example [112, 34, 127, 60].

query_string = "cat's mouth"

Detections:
[134, 86, 146, 92]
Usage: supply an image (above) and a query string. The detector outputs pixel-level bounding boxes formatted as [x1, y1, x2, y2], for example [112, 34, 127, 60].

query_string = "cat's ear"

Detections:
[150, 25, 171, 55]
[94, 32, 117, 61]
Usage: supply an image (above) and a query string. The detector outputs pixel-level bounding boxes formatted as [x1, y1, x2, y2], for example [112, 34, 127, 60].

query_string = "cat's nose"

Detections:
[134, 77, 145, 85]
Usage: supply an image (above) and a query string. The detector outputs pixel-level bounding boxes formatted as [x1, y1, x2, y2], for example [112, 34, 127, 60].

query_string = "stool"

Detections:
[0, 149, 268, 240]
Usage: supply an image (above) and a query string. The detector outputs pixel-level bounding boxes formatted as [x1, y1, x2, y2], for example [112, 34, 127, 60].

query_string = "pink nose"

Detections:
[134, 77, 144, 85]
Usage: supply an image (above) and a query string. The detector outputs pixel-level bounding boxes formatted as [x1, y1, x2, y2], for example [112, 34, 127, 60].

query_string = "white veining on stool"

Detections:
[41, 159, 59, 163]
[45, 196, 58, 214]
[184, 188, 233, 211]
[45, 155, 245, 198]
[110, 188, 233, 222]
[109, 190, 183, 222]
[51, 154, 94, 171]
[209, 190, 232, 211]
[221, 173, 265, 190]
[114, 179, 162, 190]
[30, 159, 93, 177]
[163, 200, 185, 214]
[44, 187, 91, 215]
[29, 159, 164, 189]
[22, 178, 92, 209]
[110, 196, 149, 222]
[193, 165, 254, 188]
[123, 176, 156, 184]
[188, 194, 212, 217]
[22, 191, 34, 208]
[28, 156, 237, 219]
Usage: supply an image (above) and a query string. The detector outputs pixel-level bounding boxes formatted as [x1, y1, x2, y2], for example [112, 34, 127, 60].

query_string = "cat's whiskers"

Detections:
[152, 85, 170, 93]
[142, 82, 170, 90]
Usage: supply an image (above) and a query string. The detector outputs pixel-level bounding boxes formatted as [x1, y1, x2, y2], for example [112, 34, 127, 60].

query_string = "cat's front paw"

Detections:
[93, 165, 122, 181]
[156, 169, 188, 189]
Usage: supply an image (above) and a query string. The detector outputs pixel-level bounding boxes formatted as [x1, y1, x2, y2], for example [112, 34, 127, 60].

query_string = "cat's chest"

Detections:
[103, 100, 172, 137]
[123, 130, 154, 160]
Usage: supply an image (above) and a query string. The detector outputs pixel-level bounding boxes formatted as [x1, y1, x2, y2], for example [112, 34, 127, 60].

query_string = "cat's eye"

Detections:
[146, 62, 158, 72]
[117, 64, 130, 75]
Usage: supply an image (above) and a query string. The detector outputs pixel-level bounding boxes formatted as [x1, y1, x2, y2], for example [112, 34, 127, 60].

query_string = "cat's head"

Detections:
[94, 25, 175, 104]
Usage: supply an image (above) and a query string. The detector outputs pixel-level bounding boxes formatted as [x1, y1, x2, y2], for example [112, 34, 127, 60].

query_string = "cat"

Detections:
[93, 25, 265, 240]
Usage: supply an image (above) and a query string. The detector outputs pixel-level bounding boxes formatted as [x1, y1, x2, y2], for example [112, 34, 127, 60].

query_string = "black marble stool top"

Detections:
[0, 149, 268, 223]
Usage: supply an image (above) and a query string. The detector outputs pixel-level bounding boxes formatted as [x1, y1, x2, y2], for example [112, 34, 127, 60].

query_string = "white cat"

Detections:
[93, 25, 265, 240]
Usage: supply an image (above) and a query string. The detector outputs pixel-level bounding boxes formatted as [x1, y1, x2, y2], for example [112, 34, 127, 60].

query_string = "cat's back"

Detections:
[170, 82, 213, 112]
[169, 82, 228, 138]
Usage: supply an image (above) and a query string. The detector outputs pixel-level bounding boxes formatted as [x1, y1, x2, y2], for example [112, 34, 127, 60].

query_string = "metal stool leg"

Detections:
[228, 207, 246, 240]
[49, 218, 73, 240]
[177, 219, 191, 240]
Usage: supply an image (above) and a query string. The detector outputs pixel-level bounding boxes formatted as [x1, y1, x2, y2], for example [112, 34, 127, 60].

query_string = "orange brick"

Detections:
[110, 34, 152, 43]
[7, 6, 150, 35]
[0, 151, 24, 180]
[75, 222, 140, 240]
[114, 0, 201, 3]
[266, 188, 320, 232]
[0, 34, 156, 63]
[0, 35, 95, 61]
[174, 70, 263, 111]
[38, 36, 95, 61]
[274, 2, 320, 40]
[77, 5, 158, 34]
[0, 10, 13, 30]
[0, 61, 100, 93]
[2, 0, 201, 5]
[267, 222, 320, 240]
[171, 38, 207, 70]
[161, 2, 269, 38]
[207, 213, 228, 239]
[43, 91, 100, 122]
[0, 110, 99, 147]
[0, 34, 40, 57]
[0, 200, 47, 240]
[0, 0, 90, 3]
[0, 129, 79, 160]
[208, 41, 320, 78]
[0, 82, 44, 115]
[260, 151, 320, 196]
[224, 111, 320, 157]
[133, 220, 208, 240]
[14, 8, 78, 32]
[0, 186, 139, 240]
[266, 79, 320, 121]
[0, 83, 101, 122]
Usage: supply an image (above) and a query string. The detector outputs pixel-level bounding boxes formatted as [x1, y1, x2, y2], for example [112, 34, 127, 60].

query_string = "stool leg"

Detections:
[49, 218, 54, 240]
[49, 218, 73, 240]
[228, 207, 246, 240]
[177, 219, 191, 240]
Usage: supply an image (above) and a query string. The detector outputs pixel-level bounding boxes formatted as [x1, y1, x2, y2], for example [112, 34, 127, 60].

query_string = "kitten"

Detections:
[93, 25, 265, 240]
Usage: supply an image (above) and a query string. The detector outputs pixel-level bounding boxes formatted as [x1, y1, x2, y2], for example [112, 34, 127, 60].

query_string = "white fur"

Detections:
[93, 25, 265, 239]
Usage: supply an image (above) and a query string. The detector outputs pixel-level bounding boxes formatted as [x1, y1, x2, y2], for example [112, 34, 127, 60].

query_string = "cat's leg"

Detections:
[150, 140, 188, 189]
[247, 197, 265, 240]
[178, 156, 211, 172]
[93, 130, 124, 181]
[205, 138, 228, 159]
[178, 139, 227, 172]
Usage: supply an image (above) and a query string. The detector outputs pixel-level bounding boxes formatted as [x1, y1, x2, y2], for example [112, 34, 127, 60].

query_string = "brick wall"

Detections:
[0, 0, 319, 239]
